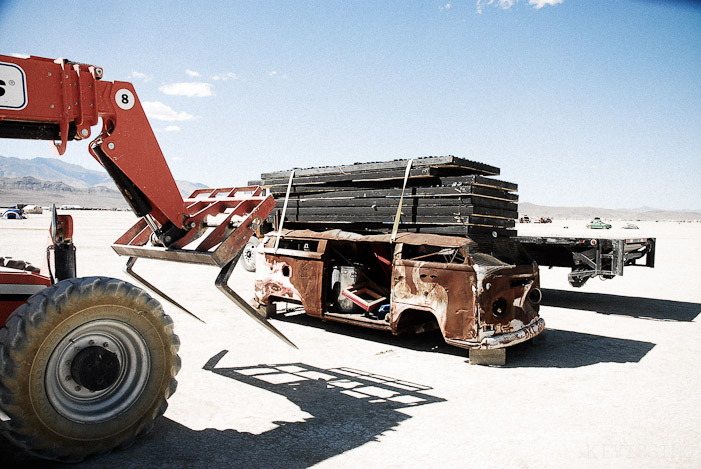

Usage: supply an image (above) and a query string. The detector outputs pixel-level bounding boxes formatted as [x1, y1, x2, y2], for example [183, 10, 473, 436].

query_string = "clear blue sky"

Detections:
[1, 0, 700, 210]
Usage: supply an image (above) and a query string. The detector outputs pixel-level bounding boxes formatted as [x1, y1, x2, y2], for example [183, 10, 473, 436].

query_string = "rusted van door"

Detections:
[391, 254, 478, 343]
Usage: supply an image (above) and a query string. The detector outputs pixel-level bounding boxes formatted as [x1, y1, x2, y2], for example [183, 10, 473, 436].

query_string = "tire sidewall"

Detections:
[3, 277, 177, 457]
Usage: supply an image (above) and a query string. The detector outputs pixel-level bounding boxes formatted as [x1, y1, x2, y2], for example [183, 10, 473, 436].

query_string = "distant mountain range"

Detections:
[0, 155, 113, 188]
[0, 155, 206, 209]
[518, 202, 701, 222]
[1, 155, 699, 220]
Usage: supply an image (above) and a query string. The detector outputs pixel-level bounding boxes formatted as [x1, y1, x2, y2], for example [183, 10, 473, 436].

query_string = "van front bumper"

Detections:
[445, 317, 546, 350]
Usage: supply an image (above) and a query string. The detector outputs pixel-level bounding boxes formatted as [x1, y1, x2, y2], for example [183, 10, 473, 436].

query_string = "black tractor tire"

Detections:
[241, 237, 259, 272]
[0, 276, 180, 462]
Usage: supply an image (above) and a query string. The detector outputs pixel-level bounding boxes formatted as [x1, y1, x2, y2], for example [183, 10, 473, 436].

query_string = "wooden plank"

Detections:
[432, 175, 517, 192]
[262, 176, 517, 194]
[276, 195, 518, 211]
[267, 184, 518, 201]
[256, 167, 435, 186]
[412, 225, 516, 237]
[278, 205, 517, 220]
[258, 170, 517, 192]
[262, 177, 516, 194]
[260, 156, 500, 179]
[278, 212, 516, 228]
[280, 221, 516, 237]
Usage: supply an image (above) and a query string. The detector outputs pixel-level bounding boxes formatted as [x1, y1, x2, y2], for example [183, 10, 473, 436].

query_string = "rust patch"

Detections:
[474, 261, 540, 343]
[392, 259, 478, 341]
[255, 252, 325, 317]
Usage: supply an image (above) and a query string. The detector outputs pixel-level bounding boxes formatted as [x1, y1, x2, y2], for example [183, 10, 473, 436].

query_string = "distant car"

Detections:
[622, 223, 639, 229]
[587, 217, 612, 229]
[1, 209, 24, 220]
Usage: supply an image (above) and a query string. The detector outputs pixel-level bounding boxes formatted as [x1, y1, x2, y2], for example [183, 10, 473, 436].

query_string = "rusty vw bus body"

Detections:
[254, 229, 544, 363]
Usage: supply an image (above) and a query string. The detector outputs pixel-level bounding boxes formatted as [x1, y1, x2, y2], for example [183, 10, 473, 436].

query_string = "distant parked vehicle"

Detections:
[1, 209, 24, 220]
[587, 217, 611, 229]
[21, 205, 43, 215]
[622, 223, 639, 229]
[519, 215, 531, 223]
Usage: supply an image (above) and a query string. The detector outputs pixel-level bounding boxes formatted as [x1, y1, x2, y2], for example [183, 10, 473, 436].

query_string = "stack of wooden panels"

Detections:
[251, 156, 518, 237]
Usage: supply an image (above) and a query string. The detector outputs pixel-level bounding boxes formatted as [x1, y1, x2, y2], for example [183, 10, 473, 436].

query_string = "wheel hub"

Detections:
[71, 346, 120, 392]
[44, 318, 151, 423]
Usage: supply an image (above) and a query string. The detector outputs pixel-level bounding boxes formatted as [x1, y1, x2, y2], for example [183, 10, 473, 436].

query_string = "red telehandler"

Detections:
[0, 55, 293, 461]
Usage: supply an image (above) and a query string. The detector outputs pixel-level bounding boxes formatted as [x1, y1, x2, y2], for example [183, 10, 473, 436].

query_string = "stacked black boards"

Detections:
[251, 156, 518, 238]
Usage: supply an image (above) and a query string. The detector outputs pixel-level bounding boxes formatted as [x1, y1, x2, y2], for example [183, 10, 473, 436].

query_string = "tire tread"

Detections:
[0, 276, 180, 462]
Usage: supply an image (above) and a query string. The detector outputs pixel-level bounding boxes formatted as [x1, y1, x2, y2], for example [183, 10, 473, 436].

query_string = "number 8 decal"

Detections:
[115, 88, 135, 110]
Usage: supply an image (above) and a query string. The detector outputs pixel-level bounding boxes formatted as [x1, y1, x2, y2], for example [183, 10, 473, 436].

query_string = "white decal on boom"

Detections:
[0, 62, 28, 111]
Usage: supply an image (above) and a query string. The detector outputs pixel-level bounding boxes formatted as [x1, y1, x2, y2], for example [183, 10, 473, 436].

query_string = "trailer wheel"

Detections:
[0, 277, 180, 462]
[241, 237, 259, 272]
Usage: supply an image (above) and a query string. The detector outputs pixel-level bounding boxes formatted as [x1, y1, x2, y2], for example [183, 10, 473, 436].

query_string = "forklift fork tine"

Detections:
[215, 256, 298, 349]
[124, 257, 205, 323]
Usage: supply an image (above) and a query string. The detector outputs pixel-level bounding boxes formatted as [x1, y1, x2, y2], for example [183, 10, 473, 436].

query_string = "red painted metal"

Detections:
[0, 269, 51, 326]
[90, 79, 187, 227]
[52, 214, 73, 240]
[1, 54, 274, 269]
[0, 54, 186, 228]
[1, 54, 277, 323]
[112, 187, 275, 268]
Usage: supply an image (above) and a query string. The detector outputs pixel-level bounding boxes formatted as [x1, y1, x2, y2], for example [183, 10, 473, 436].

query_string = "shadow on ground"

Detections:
[271, 307, 657, 368]
[272, 307, 466, 357]
[2, 352, 444, 468]
[2, 294, 667, 465]
[542, 289, 700, 322]
[507, 328, 656, 368]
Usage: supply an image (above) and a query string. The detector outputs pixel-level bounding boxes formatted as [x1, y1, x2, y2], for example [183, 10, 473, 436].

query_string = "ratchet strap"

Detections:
[274, 169, 295, 252]
[391, 159, 413, 243]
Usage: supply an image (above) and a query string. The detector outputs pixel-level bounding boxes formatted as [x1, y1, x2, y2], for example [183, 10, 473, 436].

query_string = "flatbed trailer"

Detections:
[515, 235, 655, 287]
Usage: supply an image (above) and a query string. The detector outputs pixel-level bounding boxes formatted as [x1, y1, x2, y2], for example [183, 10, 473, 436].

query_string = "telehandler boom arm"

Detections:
[0, 55, 189, 242]
[0, 55, 292, 347]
